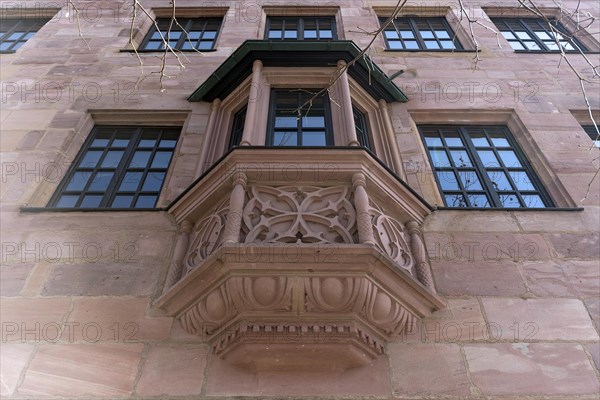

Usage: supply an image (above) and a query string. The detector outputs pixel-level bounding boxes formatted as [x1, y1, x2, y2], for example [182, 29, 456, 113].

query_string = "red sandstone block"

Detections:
[482, 298, 598, 341]
[136, 344, 208, 396]
[64, 297, 172, 342]
[0, 343, 35, 397]
[388, 343, 470, 397]
[0, 298, 71, 342]
[465, 343, 600, 395]
[523, 260, 600, 298]
[18, 343, 143, 397]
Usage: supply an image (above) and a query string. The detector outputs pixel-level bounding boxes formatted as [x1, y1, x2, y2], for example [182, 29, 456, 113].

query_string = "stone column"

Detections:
[195, 99, 221, 178]
[338, 60, 360, 146]
[378, 99, 404, 178]
[406, 220, 436, 293]
[223, 172, 248, 244]
[240, 60, 263, 146]
[163, 220, 194, 292]
[352, 173, 375, 244]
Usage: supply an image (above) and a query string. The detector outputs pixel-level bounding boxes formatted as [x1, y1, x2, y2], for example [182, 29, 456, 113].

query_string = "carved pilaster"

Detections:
[407, 221, 436, 293]
[352, 173, 375, 244]
[163, 220, 194, 292]
[378, 99, 404, 178]
[223, 172, 248, 244]
[196, 99, 221, 178]
[240, 60, 263, 146]
[338, 60, 360, 146]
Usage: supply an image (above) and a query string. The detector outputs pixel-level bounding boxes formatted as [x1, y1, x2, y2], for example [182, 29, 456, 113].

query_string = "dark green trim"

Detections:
[187, 40, 408, 103]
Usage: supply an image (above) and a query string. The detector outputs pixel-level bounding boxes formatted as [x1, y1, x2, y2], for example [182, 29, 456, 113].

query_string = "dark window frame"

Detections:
[139, 17, 222, 51]
[419, 125, 554, 208]
[229, 106, 247, 148]
[0, 19, 49, 53]
[380, 16, 463, 51]
[49, 126, 181, 209]
[265, 16, 337, 40]
[266, 89, 335, 146]
[353, 106, 372, 150]
[491, 17, 587, 53]
[583, 125, 600, 147]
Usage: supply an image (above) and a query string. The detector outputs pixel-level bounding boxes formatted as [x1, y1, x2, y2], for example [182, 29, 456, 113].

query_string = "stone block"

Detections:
[0, 262, 34, 296]
[465, 343, 600, 395]
[0, 298, 71, 342]
[482, 298, 598, 341]
[18, 343, 143, 397]
[136, 344, 208, 396]
[388, 343, 470, 397]
[523, 260, 600, 298]
[0, 343, 36, 397]
[548, 232, 600, 259]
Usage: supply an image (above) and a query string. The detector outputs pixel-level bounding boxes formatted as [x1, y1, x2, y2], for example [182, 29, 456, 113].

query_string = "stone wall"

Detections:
[1, 0, 599, 398]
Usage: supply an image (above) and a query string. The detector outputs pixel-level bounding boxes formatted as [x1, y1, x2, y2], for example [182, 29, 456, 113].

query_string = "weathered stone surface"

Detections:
[0, 343, 36, 397]
[465, 343, 600, 395]
[205, 354, 390, 396]
[0, 262, 34, 296]
[400, 298, 488, 342]
[388, 343, 470, 397]
[588, 342, 600, 373]
[65, 297, 172, 341]
[0, 298, 71, 342]
[18, 343, 143, 397]
[523, 260, 600, 297]
[431, 260, 526, 296]
[136, 344, 208, 396]
[482, 298, 598, 341]
[586, 298, 600, 330]
[548, 233, 600, 259]
[42, 261, 161, 296]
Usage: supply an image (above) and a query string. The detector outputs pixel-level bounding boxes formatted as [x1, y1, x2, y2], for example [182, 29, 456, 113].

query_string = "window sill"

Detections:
[0, 50, 17, 54]
[20, 207, 166, 213]
[119, 48, 217, 53]
[434, 206, 584, 211]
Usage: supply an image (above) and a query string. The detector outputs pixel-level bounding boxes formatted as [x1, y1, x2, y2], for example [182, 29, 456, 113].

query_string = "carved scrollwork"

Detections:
[242, 185, 356, 244]
[369, 199, 415, 273]
[183, 199, 229, 274]
[305, 276, 417, 336]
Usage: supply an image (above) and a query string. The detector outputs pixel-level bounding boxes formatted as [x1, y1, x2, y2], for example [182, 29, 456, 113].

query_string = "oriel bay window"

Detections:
[267, 90, 333, 146]
[50, 126, 180, 208]
[420, 125, 553, 208]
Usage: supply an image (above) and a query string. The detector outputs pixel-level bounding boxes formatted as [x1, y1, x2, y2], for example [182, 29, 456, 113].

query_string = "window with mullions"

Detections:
[583, 125, 600, 147]
[381, 17, 462, 50]
[266, 17, 336, 40]
[229, 106, 247, 148]
[140, 18, 222, 51]
[491, 18, 586, 52]
[0, 19, 49, 52]
[267, 90, 333, 146]
[51, 126, 180, 209]
[353, 107, 372, 150]
[420, 126, 552, 208]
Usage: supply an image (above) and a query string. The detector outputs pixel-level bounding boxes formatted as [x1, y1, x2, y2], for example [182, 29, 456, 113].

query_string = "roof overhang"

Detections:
[187, 40, 408, 103]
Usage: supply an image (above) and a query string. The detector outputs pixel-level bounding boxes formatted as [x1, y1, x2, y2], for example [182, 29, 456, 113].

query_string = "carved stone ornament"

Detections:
[158, 148, 444, 371]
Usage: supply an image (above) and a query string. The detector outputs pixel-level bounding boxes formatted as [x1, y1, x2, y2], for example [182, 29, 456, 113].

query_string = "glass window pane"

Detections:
[436, 30, 450, 38]
[88, 171, 114, 191]
[477, 150, 500, 167]
[80, 151, 103, 167]
[135, 195, 157, 208]
[181, 41, 193, 50]
[284, 30, 297, 39]
[509, 170, 536, 190]
[487, 170, 513, 190]
[188, 31, 202, 39]
[425, 137, 443, 147]
[429, 150, 451, 167]
[66, 172, 90, 191]
[145, 41, 161, 50]
[405, 41, 419, 49]
[385, 30, 400, 39]
[141, 172, 166, 191]
[400, 30, 414, 39]
[470, 134, 489, 147]
[275, 116, 298, 128]
[320, 31, 333, 39]
[388, 41, 403, 49]
[119, 172, 143, 191]
[436, 170, 460, 190]
[302, 116, 325, 128]
[534, 31, 551, 40]
[111, 195, 133, 208]
[450, 150, 472, 167]
[458, 171, 483, 190]
[274, 131, 297, 146]
[424, 40, 440, 49]
[498, 150, 523, 168]
[445, 194, 467, 207]
[420, 30, 434, 38]
[522, 195, 545, 208]
[0, 42, 12, 50]
[269, 30, 282, 39]
[80, 195, 103, 208]
[468, 194, 490, 208]
[203, 31, 217, 39]
[150, 152, 173, 168]
[516, 31, 532, 39]
[441, 40, 455, 49]
[101, 151, 124, 168]
[502, 31, 516, 39]
[490, 137, 510, 147]
[444, 136, 463, 147]
[112, 139, 129, 147]
[302, 131, 327, 146]
[130, 151, 152, 168]
[198, 41, 213, 50]
[159, 139, 177, 148]
[56, 195, 79, 207]
[91, 138, 110, 147]
[499, 194, 522, 208]
[509, 41, 525, 50]
[139, 139, 155, 147]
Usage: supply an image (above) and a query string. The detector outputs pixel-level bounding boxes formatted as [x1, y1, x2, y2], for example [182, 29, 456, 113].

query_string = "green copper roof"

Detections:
[187, 40, 408, 103]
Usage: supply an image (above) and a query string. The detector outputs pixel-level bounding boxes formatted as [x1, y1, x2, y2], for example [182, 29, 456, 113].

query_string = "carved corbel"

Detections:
[406, 220, 436, 293]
